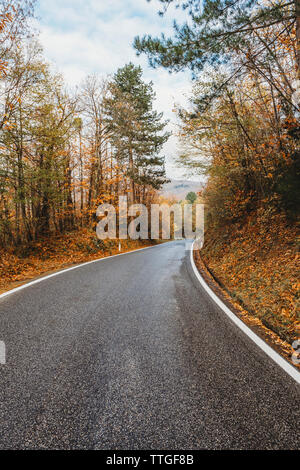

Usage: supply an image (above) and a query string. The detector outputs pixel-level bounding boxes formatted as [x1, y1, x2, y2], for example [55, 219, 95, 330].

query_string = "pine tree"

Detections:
[104, 63, 170, 203]
[134, 0, 298, 80]
[186, 191, 197, 204]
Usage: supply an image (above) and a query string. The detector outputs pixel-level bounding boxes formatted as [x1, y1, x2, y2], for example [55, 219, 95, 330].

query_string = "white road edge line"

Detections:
[190, 240, 300, 385]
[0, 242, 171, 301]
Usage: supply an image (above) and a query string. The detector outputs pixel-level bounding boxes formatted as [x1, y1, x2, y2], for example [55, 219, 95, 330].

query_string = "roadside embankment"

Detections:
[194, 210, 299, 365]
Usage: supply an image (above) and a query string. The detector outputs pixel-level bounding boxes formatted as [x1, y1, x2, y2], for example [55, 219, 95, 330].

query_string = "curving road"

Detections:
[0, 240, 299, 449]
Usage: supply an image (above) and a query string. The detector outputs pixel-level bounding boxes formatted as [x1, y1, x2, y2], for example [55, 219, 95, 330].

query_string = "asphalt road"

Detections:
[0, 240, 299, 450]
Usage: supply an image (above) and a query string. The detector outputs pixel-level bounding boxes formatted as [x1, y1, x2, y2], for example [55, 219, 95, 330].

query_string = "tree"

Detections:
[104, 63, 170, 204]
[0, 40, 78, 243]
[80, 76, 112, 211]
[177, 63, 298, 223]
[186, 191, 197, 204]
[0, 1, 36, 76]
[134, 0, 299, 100]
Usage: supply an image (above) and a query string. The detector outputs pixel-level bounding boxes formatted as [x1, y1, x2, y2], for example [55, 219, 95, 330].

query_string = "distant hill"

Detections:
[161, 179, 203, 201]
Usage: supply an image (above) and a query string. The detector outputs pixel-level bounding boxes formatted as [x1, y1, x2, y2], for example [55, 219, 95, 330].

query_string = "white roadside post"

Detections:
[0, 341, 5, 365]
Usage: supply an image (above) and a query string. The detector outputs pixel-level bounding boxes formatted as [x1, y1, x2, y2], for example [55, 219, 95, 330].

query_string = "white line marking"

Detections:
[190, 240, 300, 385]
[0, 242, 171, 301]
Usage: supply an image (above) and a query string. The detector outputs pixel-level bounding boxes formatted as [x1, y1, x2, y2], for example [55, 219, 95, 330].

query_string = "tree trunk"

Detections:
[128, 143, 135, 205]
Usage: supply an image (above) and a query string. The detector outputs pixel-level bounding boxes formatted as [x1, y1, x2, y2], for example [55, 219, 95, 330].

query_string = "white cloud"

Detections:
[36, 0, 192, 179]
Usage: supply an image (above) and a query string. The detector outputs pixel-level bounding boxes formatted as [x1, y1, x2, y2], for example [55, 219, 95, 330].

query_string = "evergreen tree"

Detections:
[186, 191, 197, 204]
[134, 0, 298, 84]
[104, 63, 170, 203]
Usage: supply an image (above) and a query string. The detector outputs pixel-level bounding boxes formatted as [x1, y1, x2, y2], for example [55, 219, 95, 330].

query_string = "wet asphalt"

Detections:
[0, 240, 299, 449]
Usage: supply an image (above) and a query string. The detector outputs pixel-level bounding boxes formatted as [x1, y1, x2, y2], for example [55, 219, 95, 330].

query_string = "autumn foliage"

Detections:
[0, 228, 156, 294]
[200, 210, 299, 344]
[176, 2, 299, 344]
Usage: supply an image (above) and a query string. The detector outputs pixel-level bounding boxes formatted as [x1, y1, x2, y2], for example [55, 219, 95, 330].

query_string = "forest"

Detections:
[0, 1, 170, 251]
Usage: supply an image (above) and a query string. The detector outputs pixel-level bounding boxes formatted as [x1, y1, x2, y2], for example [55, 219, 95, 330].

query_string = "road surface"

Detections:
[0, 241, 299, 449]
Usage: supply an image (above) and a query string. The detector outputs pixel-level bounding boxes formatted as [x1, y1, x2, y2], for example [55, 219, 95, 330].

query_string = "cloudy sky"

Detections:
[35, 0, 193, 180]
